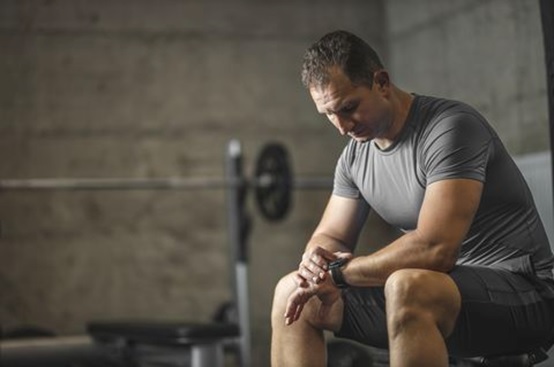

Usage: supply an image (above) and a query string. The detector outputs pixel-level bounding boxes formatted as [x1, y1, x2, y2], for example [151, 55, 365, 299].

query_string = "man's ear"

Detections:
[374, 70, 390, 89]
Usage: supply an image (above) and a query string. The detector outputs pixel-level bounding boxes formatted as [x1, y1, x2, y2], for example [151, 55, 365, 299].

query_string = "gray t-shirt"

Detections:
[334, 95, 554, 279]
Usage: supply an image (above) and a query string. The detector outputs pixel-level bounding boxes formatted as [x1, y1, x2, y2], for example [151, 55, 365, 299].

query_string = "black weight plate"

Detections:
[255, 142, 292, 221]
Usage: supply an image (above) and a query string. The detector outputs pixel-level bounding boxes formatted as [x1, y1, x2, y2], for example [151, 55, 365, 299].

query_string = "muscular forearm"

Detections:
[314, 179, 479, 288]
[343, 230, 458, 287]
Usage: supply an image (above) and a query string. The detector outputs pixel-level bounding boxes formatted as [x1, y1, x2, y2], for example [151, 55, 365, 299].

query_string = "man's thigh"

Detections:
[335, 286, 388, 348]
[335, 266, 554, 356]
[447, 266, 554, 357]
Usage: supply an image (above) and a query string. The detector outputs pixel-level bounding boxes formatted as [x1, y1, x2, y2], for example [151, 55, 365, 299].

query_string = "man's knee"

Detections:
[384, 268, 443, 304]
[272, 272, 297, 321]
[384, 268, 461, 337]
[271, 272, 343, 332]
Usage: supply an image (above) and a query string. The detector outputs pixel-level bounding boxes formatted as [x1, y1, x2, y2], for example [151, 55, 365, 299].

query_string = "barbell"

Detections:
[0, 142, 333, 221]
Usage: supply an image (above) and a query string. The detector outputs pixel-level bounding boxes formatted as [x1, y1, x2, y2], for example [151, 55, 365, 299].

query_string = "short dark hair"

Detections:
[301, 30, 384, 89]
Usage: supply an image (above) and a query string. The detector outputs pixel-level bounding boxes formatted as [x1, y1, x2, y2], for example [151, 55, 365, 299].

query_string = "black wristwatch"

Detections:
[328, 258, 349, 289]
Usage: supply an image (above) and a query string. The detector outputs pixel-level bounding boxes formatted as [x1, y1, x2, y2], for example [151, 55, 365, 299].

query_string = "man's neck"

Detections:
[374, 87, 414, 150]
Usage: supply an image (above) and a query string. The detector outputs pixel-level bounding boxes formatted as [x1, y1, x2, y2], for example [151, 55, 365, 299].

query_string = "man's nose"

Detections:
[335, 116, 354, 135]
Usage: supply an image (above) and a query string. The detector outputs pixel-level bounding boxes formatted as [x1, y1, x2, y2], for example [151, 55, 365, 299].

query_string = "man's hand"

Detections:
[284, 273, 341, 326]
[295, 246, 337, 287]
[285, 250, 353, 326]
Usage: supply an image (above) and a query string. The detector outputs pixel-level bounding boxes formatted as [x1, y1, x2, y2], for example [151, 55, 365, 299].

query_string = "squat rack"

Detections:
[0, 139, 333, 367]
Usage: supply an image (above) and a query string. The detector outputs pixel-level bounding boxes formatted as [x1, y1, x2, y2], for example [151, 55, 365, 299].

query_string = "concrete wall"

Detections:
[386, 0, 549, 155]
[0, 1, 386, 365]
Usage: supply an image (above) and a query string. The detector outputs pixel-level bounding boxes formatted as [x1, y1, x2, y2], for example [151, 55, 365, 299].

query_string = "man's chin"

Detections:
[352, 136, 370, 143]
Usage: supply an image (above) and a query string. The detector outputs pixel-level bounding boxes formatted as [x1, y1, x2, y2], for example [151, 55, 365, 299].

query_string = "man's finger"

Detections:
[295, 274, 310, 288]
[284, 288, 313, 325]
[293, 302, 304, 322]
[284, 292, 301, 320]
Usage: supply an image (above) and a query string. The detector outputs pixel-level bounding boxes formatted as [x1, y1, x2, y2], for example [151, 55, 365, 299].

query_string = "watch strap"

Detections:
[328, 258, 349, 289]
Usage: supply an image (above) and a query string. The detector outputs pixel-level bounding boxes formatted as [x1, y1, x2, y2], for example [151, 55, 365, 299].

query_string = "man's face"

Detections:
[309, 67, 392, 143]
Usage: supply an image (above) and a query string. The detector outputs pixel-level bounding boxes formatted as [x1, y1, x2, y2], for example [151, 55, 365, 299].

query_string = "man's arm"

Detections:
[284, 195, 369, 325]
[296, 194, 369, 285]
[284, 178, 482, 325]
[342, 178, 483, 287]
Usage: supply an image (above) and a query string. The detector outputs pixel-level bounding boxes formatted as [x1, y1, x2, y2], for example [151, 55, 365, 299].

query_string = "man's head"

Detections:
[302, 30, 411, 147]
[301, 30, 384, 90]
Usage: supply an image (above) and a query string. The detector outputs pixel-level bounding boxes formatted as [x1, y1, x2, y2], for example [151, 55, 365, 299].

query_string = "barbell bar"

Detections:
[0, 142, 333, 221]
[0, 175, 333, 191]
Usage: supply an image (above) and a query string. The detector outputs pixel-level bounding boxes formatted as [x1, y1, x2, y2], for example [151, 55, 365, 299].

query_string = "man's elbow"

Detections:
[429, 244, 459, 273]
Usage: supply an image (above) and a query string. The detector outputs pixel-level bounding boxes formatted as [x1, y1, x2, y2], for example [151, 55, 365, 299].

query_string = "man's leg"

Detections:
[271, 272, 344, 367]
[445, 266, 554, 357]
[384, 268, 461, 367]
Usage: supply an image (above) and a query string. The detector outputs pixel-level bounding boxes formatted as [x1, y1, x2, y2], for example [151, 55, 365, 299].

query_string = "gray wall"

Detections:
[0, 1, 386, 365]
[386, 0, 549, 155]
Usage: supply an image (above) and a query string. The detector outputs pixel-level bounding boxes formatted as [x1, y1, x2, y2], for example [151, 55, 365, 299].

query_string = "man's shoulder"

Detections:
[414, 94, 477, 118]
[415, 94, 486, 122]
[411, 94, 491, 137]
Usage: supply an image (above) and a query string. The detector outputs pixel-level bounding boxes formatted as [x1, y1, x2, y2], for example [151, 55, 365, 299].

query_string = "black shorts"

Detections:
[336, 265, 554, 357]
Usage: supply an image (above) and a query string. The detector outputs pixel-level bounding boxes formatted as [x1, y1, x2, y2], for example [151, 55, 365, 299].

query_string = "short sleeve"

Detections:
[421, 111, 493, 185]
[332, 142, 361, 199]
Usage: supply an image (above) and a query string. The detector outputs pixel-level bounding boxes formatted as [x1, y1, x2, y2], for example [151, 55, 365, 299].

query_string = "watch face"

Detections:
[329, 258, 348, 268]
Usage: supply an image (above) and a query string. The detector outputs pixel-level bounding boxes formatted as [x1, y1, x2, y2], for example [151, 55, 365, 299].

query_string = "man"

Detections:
[271, 30, 554, 367]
